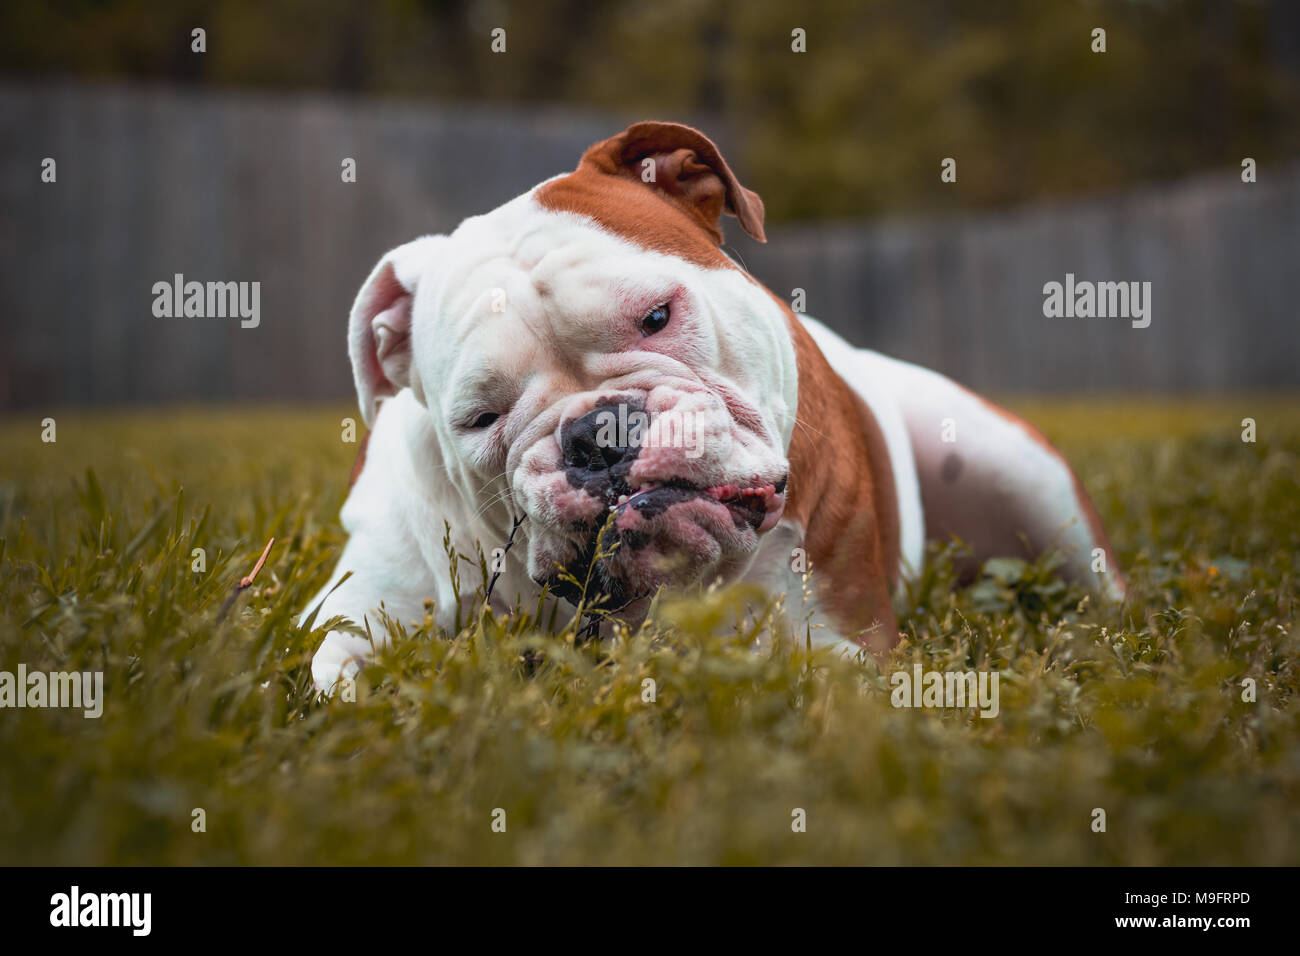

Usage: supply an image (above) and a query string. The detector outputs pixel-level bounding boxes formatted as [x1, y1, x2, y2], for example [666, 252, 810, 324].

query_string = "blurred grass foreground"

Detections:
[1, 398, 1298, 865]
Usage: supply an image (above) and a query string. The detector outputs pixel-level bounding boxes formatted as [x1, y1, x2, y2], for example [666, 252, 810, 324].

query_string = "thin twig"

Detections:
[576, 588, 651, 645]
[484, 514, 527, 605]
[217, 537, 275, 622]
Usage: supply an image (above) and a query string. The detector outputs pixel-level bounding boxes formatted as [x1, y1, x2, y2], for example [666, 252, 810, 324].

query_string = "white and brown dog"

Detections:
[303, 121, 1123, 693]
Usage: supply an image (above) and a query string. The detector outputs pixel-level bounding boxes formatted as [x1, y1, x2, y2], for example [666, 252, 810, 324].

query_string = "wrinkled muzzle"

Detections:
[511, 387, 788, 608]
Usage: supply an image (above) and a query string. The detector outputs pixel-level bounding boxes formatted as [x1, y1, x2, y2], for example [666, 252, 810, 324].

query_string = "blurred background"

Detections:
[2, 0, 1298, 410]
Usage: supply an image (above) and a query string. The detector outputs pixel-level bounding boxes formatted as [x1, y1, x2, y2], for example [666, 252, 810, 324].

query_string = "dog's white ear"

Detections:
[348, 236, 443, 426]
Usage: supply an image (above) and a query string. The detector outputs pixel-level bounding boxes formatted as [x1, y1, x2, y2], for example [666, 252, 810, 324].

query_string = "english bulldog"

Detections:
[303, 121, 1124, 693]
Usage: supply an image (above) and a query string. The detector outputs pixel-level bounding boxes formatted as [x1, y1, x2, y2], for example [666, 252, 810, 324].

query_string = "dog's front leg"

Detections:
[302, 527, 446, 693]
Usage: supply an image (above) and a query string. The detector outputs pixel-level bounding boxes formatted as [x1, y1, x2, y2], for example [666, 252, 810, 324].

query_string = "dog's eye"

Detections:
[468, 412, 499, 429]
[640, 303, 670, 336]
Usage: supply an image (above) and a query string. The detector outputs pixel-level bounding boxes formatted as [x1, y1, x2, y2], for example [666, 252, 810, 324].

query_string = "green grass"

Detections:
[1, 397, 1298, 865]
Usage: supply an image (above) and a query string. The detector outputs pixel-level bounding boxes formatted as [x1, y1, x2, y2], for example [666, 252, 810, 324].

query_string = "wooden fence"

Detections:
[1, 81, 1296, 410]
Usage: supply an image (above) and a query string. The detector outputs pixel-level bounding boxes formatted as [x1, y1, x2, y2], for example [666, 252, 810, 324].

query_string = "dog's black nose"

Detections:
[560, 401, 642, 501]
[562, 403, 633, 472]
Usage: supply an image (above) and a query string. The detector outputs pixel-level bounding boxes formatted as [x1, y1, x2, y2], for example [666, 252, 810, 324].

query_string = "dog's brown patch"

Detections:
[777, 296, 901, 657]
[536, 121, 765, 269]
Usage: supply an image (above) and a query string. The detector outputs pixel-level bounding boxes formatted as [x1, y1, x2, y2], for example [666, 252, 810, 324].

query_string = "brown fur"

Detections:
[536, 121, 765, 268]
[779, 301, 901, 656]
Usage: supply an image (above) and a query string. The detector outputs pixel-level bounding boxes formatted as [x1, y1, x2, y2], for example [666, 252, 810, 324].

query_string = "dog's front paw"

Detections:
[311, 631, 374, 695]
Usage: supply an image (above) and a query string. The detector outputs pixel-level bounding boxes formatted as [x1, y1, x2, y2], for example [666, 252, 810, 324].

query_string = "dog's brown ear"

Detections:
[579, 121, 766, 245]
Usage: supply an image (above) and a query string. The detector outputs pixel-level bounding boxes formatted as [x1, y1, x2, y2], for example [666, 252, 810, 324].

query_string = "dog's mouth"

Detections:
[539, 474, 787, 608]
[608, 476, 786, 533]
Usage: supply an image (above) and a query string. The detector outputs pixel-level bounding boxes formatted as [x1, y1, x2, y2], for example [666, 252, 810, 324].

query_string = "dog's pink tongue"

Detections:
[757, 497, 784, 533]
[756, 487, 785, 533]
